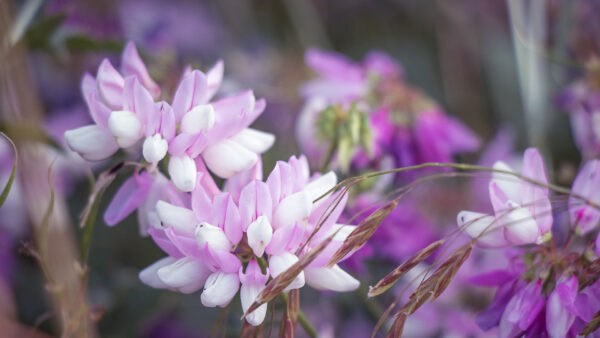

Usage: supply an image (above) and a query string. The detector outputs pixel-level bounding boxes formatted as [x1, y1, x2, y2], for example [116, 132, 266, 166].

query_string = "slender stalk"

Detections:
[314, 162, 600, 210]
[280, 293, 317, 338]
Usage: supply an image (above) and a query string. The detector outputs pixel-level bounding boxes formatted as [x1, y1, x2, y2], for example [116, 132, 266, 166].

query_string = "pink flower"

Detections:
[139, 155, 359, 326]
[569, 160, 600, 234]
[65, 41, 161, 161]
[457, 148, 553, 247]
[167, 63, 274, 186]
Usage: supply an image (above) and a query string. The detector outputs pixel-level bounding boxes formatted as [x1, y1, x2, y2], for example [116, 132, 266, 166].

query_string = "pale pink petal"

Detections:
[238, 180, 273, 231]
[96, 59, 125, 109]
[104, 172, 153, 226]
[171, 70, 208, 121]
[521, 148, 553, 233]
[121, 41, 161, 98]
[205, 60, 224, 102]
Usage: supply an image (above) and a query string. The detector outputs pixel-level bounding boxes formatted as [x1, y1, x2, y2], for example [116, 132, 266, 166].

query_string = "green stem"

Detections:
[280, 293, 317, 338]
[79, 195, 100, 263]
[320, 138, 338, 173]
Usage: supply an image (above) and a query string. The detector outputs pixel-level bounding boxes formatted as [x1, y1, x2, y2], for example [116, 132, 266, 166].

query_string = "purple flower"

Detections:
[297, 48, 479, 173]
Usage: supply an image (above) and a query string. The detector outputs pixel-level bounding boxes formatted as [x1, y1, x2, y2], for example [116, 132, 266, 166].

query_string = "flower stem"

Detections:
[280, 293, 317, 338]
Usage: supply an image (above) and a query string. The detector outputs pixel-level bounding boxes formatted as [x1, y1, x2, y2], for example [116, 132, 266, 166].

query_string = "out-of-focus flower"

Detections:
[569, 159, 600, 234]
[341, 194, 439, 272]
[457, 148, 553, 247]
[556, 58, 600, 159]
[297, 48, 479, 173]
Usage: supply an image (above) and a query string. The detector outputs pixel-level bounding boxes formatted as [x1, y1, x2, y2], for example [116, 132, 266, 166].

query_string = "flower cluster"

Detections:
[457, 148, 600, 336]
[297, 48, 480, 173]
[556, 58, 600, 159]
[64, 43, 360, 326]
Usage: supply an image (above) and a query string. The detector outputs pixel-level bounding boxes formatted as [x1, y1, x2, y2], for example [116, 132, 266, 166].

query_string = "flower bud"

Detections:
[201, 271, 239, 308]
[64, 125, 119, 161]
[195, 222, 232, 252]
[168, 155, 197, 192]
[247, 215, 273, 257]
[181, 104, 215, 134]
[108, 110, 143, 147]
[143, 134, 168, 163]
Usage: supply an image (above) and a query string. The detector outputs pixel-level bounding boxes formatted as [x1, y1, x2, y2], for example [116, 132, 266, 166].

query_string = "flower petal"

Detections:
[64, 125, 119, 161]
[304, 265, 359, 292]
[203, 139, 258, 179]
[157, 257, 210, 294]
[201, 272, 240, 308]
[104, 173, 153, 226]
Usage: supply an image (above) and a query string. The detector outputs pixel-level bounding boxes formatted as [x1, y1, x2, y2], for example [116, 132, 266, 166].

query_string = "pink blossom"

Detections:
[457, 148, 553, 247]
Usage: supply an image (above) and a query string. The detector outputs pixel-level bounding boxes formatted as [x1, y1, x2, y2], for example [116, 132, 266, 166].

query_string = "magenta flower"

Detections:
[297, 48, 479, 172]
[457, 148, 553, 247]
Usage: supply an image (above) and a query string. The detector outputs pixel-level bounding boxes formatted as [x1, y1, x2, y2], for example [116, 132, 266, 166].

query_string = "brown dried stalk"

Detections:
[327, 200, 398, 267]
[384, 242, 474, 336]
[368, 239, 444, 297]
[279, 290, 299, 338]
[386, 312, 407, 338]
[241, 321, 262, 338]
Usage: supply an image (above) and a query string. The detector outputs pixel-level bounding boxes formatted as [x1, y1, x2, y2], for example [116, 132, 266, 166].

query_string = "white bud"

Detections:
[64, 125, 119, 161]
[108, 110, 143, 147]
[195, 222, 232, 252]
[181, 104, 215, 134]
[143, 134, 168, 163]
[247, 216, 273, 257]
[168, 155, 197, 192]
[201, 272, 239, 308]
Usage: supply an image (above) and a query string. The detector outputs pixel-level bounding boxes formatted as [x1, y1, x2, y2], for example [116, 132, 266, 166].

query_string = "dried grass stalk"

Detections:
[327, 200, 398, 267]
[369, 239, 444, 297]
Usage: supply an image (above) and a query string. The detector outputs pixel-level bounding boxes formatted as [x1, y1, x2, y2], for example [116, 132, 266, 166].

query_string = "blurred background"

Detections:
[0, 0, 596, 337]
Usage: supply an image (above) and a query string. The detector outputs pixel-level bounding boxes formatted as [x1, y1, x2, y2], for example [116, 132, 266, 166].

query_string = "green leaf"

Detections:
[0, 133, 18, 208]
[64, 35, 123, 54]
[24, 13, 67, 50]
